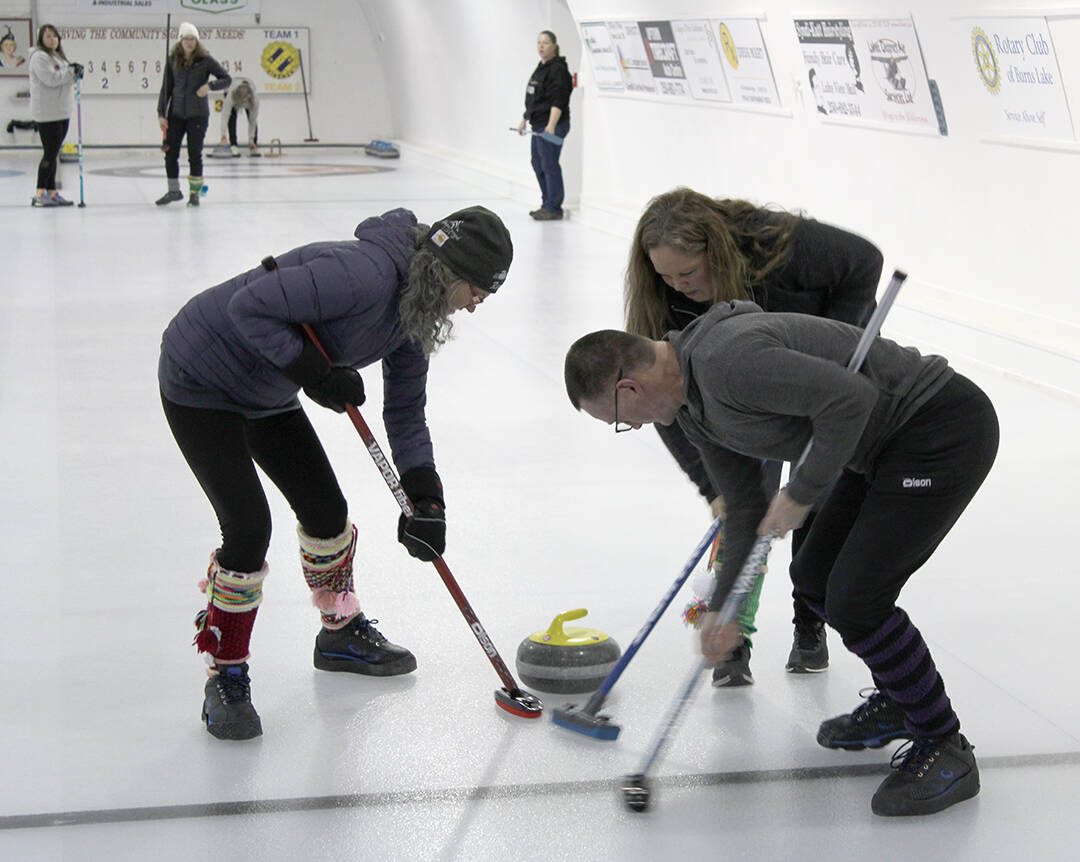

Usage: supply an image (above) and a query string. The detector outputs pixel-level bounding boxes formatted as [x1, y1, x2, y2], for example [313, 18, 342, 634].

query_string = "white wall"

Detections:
[357, 0, 584, 207]
[0, 0, 393, 144]
[358, 0, 1080, 398]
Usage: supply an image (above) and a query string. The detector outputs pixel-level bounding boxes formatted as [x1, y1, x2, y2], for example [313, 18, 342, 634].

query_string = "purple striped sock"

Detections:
[845, 607, 959, 739]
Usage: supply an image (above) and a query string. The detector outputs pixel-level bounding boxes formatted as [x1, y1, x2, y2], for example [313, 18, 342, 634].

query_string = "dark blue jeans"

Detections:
[164, 115, 209, 178]
[530, 117, 570, 213]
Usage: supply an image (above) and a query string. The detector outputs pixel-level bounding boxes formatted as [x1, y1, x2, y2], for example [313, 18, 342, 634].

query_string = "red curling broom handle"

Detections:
[300, 323, 522, 693]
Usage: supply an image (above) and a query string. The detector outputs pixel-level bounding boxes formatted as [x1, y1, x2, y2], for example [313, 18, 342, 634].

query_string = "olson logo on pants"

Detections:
[902, 476, 932, 489]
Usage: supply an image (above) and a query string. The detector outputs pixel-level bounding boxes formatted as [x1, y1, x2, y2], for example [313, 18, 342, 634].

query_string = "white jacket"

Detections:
[29, 48, 75, 122]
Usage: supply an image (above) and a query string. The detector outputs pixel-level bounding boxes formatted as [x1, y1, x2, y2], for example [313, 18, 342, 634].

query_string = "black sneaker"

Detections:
[871, 733, 979, 816]
[202, 664, 263, 740]
[314, 613, 417, 676]
[711, 638, 753, 687]
[155, 190, 183, 206]
[187, 193, 200, 207]
[786, 620, 829, 672]
[817, 688, 912, 750]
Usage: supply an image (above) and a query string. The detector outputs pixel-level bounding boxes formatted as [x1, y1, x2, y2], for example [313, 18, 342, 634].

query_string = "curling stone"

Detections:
[515, 609, 621, 694]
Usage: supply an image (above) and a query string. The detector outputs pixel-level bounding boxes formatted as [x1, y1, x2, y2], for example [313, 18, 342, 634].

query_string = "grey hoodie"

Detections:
[669, 301, 952, 606]
[28, 48, 75, 122]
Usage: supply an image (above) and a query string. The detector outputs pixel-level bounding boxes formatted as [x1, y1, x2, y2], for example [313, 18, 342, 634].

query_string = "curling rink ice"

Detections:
[1, 149, 1078, 861]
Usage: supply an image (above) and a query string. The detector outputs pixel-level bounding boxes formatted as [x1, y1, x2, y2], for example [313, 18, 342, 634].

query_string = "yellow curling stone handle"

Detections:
[529, 608, 611, 646]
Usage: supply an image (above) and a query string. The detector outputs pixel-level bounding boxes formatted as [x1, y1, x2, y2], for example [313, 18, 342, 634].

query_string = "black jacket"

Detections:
[523, 56, 572, 126]
[157, 53, 231, 119]
[655, 216, 883, 503]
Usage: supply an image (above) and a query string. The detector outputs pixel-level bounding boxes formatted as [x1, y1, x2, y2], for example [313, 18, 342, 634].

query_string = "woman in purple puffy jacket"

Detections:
[159, 205, 513, 740]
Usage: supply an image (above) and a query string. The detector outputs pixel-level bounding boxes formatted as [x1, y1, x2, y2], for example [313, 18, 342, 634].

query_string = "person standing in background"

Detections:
[155, 22, 230, 207]
[28, 24, 81, 207]
[516, 30, 572, 221]
[218, 76, 260, 156]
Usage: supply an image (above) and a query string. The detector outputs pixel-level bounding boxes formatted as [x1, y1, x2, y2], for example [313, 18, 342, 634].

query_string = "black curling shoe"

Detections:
[817, 689, 912, 750]
[155, 189, 183, 206]
[314, 613, 417, 676]
[711, 638, 753, 687]
[786, 620, 829, 672]
[202, 663, 263, 740]
[871, 733, 979, 816]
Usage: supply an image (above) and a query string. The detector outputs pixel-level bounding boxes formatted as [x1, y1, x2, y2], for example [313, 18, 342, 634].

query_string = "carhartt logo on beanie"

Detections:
[179, 22, 199, 41]
[426, 206, 513, 292]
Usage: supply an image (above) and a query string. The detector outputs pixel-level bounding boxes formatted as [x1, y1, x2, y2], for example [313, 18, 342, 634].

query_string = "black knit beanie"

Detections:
[425, 206, 513, 292]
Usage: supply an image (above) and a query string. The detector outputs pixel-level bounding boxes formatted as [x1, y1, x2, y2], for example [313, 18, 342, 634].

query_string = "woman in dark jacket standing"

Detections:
[160, 206, 513, 740]
[625, 187, 882, 687]
[516, 30, 572, 220]
[155, 22, 230, 206]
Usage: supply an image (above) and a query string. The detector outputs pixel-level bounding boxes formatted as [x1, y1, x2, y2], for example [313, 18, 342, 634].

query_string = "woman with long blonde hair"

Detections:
[625, 187, 883, 687]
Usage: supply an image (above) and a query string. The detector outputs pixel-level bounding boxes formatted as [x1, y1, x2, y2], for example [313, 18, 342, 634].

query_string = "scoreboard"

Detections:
[56, 25, 311, 95]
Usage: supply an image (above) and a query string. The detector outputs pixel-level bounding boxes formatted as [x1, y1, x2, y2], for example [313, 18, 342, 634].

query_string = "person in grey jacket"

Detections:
[217, 76, 260, 155]
[155, 22, 230, 206]
[564, 304, 998, 817]
[160, 206, 513, 740]
[28, 24, 82, 207]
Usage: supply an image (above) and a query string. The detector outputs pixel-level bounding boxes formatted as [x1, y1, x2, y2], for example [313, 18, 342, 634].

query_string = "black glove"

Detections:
[280, 337, 365, 413]
[397, 466, 446, 561]
[70, 62, 84, 80]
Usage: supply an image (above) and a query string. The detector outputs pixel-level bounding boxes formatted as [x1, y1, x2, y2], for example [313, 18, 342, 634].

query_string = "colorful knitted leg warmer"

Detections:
[844, 607, 960, 739]
[681, 529, 765, 646]
[193, 552, 268, 664]
[299, 520, 361, 630]
[188, 175, 203, 194]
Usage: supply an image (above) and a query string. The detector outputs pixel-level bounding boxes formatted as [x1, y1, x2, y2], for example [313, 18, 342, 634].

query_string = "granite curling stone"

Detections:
[515, 608, 621, 694]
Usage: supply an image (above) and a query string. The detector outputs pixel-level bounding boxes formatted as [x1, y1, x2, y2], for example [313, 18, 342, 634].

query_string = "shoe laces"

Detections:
[215, 667, 252, 703]
[888, 737, 941, 777]
[851, 688, 890, 721]
[794, 622, 823, 650]
[350, 615, 387, 644]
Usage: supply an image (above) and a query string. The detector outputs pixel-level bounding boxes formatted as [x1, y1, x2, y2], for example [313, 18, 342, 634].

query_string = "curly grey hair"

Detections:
[399, 225, 460, 356]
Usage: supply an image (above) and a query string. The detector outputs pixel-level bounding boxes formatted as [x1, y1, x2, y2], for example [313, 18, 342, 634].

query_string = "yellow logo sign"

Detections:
[718, 23, 738, 70]
[971, 27, 1000, 94]
[262, 41, 300, 80]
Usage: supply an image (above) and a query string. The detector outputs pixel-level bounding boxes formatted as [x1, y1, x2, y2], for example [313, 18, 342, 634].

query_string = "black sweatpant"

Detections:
[163, 115, 208, 179]
[36, 119, 69, 190]
[227, 107, 257, 146]
[161, 395, 348, 573]
[789, 373, 999, 641]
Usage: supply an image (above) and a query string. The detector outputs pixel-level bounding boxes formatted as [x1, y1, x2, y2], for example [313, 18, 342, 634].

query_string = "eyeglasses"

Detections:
[614, 368, 633, 433]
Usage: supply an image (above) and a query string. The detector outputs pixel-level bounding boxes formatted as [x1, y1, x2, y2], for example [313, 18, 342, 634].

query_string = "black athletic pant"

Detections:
[161, 395, 348, 573]
[227, 108, 257, 146]
[163, 115, 208, 179]
[789, 373, 999, 641]
[36, 119, 69, 190]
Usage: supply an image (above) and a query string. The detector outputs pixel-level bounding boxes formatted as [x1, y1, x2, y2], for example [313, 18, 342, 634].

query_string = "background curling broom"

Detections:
[622, 269, 907, 812]
[295, 317, 542, 720]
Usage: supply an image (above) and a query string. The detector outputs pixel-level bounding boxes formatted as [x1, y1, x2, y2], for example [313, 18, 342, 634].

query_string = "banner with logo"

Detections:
[57, 24, 309, 95]
[965, 17, 1074, 141]
[580, 18, 780, 110]
[795, 17, 939, 134]
[75, 0, 261, 15]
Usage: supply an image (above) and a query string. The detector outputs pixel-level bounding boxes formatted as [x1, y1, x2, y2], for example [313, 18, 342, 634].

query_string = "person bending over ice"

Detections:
[563, 303, 998, 816]
[160, 206, 513, 740]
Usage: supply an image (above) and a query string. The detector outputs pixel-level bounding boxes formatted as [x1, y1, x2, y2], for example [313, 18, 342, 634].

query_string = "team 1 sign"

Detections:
[56, 25, 311, 96]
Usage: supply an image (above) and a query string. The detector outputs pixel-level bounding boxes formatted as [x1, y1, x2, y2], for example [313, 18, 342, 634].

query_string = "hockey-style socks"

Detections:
[299, 520, 361, 629]
[193, 552, 268, 664]
[844, 607, 960, 740]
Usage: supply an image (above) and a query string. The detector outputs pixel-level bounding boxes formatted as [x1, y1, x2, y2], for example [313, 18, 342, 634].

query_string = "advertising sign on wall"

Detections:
[967, 17, 1074, 141]
[795, 16, 940, 134]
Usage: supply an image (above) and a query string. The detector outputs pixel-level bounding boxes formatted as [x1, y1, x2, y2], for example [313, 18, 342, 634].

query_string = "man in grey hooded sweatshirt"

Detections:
[564, 301, 998, 817]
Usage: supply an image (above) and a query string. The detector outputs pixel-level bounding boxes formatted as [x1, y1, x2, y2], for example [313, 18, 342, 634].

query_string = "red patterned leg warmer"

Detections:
[192, 552, 269, 664]
[299, 520, 361, 629]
